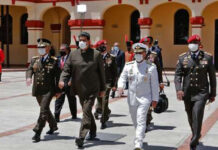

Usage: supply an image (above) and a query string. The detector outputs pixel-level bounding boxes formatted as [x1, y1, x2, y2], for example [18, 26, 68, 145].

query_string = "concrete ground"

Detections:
[0, 71, 217, 150]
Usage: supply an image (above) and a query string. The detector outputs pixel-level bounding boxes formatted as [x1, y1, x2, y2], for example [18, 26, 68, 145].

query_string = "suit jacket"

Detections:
[60, 48, 106, 99]
[103, 53, 118, 87]
[26, 55, 61, 96]
[174, 50, 216, 101]
[115, 50, 125, 74]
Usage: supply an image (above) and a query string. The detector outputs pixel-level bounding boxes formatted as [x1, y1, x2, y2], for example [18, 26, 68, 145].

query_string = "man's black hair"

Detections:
[79, 32, 90, 40]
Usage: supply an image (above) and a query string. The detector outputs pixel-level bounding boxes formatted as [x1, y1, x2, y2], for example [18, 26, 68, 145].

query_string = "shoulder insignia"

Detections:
[110, 54, 116, 57]
[51, 56, 57, 60]
[205, 52, 212, 56]
[32, 56, 39, 59]
[126, 61, 134, 65]
[179, 52, 186, 57]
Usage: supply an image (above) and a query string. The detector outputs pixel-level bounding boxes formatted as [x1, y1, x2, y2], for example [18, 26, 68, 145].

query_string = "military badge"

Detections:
[106, 58, 112, 65]
[200, 60, 208, 65]
[129, 68, 133, 75]
[144, 76, 148, 82]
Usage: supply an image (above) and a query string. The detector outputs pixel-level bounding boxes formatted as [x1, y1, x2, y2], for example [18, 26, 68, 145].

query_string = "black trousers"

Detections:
[54, 88, 77, 118]
[33, 91, 57, 134]
[184, 99, 206, 147]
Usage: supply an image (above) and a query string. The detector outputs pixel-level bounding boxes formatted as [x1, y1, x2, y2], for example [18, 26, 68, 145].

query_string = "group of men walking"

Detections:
[25, 32, 216, 150]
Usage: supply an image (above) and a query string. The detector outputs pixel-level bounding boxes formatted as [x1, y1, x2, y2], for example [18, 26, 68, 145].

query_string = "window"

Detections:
[0, 14, 13, 44]
[174, 9, 189, 45]
[20, 13, 28, 44]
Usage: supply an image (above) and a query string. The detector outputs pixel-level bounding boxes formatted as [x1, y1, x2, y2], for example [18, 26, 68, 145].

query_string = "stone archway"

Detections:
[149, 2, 192, 68]
[42, 7, 70, 54]
[103, 4, 139, 51]
[202, 2, 218, 70]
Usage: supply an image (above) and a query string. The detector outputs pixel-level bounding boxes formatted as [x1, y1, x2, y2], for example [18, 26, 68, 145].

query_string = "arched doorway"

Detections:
[202, 2, 218, 70]
[42, 7, 70, 55]
[150, 2, 191, 68]
[0, 5, 28, 66]
[103, 4, 139, 51]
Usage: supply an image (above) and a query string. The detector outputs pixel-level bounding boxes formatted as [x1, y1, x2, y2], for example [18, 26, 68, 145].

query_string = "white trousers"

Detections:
[129, 101, 151, 149]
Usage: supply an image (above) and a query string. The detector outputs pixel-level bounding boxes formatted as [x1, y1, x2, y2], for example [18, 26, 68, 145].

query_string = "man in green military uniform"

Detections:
[174, 34, 216, 150]
[26, 38, 61, 143]
[94, 40, 117, 129]
[59, 32, 106, 148]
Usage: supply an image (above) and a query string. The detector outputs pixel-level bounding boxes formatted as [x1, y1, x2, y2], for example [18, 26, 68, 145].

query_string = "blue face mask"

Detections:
[113, 46, 119, 51]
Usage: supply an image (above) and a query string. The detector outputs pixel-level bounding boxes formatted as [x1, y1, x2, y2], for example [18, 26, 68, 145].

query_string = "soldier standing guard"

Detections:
[59, 32, 106, 148]
[174, 34, 216, 150]
[26, 38, 61, 142]
[94, 40, 118, 129]
[118, 43, 159, 150]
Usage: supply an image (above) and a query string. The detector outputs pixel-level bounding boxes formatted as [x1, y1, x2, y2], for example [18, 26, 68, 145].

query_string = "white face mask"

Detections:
[79, 41, 87, 50]
[135, 54, 143, 63]
[188, 44, 199, 52]
[38, 48, 46, 55]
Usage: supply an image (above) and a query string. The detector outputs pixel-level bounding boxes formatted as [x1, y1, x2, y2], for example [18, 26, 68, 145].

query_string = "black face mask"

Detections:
[60, 51, 66, 56]
[97, 46, 106, 52]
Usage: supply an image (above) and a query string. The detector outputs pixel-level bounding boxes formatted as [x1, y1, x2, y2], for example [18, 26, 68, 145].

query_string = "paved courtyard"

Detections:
[0, 71, 217, 150]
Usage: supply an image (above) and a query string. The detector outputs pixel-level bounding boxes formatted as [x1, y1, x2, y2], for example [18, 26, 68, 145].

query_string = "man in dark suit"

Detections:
[94, 40, 118, 129]
[54, 44, 77, 122]
[26, 38, 61, 142]
[59, 32, 106, 148]
[174, 34, 216, 150]
[110, 42, 125, 98]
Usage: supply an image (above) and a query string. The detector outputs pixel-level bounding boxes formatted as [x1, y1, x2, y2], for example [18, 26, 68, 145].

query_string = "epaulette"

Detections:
[126, 61, 134, 65]
[32, 56, 39, 59]
[205, 52, 212, 56]
[51, 56, 57, 60]
[110, 54, 116, 57]
[179, 52, 186, 57]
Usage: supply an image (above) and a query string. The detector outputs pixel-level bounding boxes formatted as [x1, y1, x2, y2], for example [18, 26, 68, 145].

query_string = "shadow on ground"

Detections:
[106, 121, 133, 128]
[143, 143, 176, 150]
[42, 133, 75, 141]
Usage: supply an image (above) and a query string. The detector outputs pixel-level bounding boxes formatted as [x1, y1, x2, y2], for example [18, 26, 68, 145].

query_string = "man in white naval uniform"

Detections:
[118, 43, 159, 150]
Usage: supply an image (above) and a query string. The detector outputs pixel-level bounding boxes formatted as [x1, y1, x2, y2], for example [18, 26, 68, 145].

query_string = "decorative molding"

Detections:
[25, 20, 44, 28]
[27, 45, 37, 48]
[138, 18, 152, 26]
[190, 16, 204, 25]
[50, 24, 61, 30]
[68, 19, 105, 27]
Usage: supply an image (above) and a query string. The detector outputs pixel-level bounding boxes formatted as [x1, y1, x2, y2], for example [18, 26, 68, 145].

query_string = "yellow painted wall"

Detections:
[150, 3, 192, 68]
[103, 5, 136, 51]
[0, 6, 27, 65]
[42, 7, 70, 54]
[202, 2, 218, 56]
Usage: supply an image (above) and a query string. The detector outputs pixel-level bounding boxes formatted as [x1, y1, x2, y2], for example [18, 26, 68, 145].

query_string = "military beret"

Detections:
[79, 32, 90, 40]
[95, 40, 106, 48]
[132, 43, 148, 53]
[37, 38, 51, 47]
[139, 37, 150, 43]
[187, 34, 201, 43]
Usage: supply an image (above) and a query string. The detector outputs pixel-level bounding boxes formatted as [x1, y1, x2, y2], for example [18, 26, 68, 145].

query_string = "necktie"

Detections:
[192, 53, 196, 60]
[60, 57, 65, 69]
[41, 57, 44, 63]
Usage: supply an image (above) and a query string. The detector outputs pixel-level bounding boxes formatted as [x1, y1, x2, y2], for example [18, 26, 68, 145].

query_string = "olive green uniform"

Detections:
[26, 55, 60, 134]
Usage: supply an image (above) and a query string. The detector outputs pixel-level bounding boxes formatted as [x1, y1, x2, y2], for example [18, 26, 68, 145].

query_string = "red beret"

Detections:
[187, 34, 201, 43]
[139, 37, 150, 43]
[95, 40, 106, 48]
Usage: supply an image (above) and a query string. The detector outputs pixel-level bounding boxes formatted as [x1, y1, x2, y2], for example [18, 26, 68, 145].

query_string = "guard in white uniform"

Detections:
[118, 43, 159, 150]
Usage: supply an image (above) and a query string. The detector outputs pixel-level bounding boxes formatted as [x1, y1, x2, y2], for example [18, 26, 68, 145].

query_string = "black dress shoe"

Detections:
[32, 133, 40, 143]
[55, 118, 60, 123]
[86, 132, 97, 140]
[101, 123, 107, 129]
[72, 116, 77, 119]
[75, 138, 84, 148]
[190, 145, 196, 150]
[46, 127, 58, 134]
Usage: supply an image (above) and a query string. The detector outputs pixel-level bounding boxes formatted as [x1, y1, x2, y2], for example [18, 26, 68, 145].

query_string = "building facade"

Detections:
[1, 0, 218, 69]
